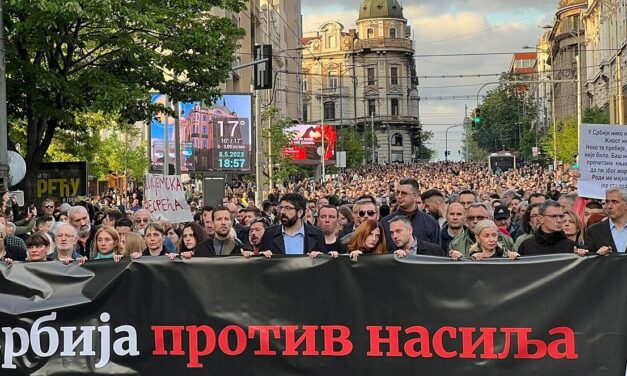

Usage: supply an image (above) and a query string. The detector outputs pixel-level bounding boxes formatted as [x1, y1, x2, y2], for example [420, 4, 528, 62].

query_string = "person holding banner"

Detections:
[168, 222, 207, 260]
[583, 186, 627, 255]
[131, 223, 171, 258]
[195, 206, 243, 256]
[469, 220, 519, 260]
[344, 220, 387, 261]
[25, 233, 51, 262]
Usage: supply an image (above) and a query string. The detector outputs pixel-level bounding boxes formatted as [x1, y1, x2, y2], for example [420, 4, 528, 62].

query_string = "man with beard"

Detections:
[518, 200, 581, 256]
[242, 219, 272, 258]
[195, 206, 243, 256]
[68, 206, 95, 258]
[390, 216, 444, 257]
[259, 193, 326, 255]
[421, 189, 447, 228]
[50, 223, 86, 264]
[381, 178, 440, 253]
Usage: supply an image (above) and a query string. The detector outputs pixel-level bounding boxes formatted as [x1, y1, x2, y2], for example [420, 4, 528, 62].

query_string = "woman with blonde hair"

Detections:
[469, 220, 519, 261]
[121, 232, 146, 257]
[562, 209, 585, 247]
[93, 226, 123, 260]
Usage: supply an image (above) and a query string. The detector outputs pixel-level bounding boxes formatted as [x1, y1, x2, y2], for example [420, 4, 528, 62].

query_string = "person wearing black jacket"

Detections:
[518, 200, 581, 256]
[258, 193, 327, 255]
[389, 216, 445, 257]
[195, 206, 243, 256]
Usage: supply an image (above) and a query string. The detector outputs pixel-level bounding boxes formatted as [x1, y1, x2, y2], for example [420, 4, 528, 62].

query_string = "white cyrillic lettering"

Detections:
[30, 312, 59, 357]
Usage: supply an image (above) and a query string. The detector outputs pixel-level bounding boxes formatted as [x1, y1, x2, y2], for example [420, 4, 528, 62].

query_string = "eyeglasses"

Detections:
[56, 234, 75, 239]
[358, 210, 376, 217]
[277, 206, 296, 212]
[467, 216, 488, 222]
[543, 214, 565, 219]
[44, 205, 54, 209]
[134, 218, 150, 223]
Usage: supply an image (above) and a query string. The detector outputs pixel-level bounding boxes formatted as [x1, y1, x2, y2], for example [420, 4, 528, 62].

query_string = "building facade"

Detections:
[583, 0, 627, 124]
[302, 0, 421, 164]
[547, 0, 589, 123]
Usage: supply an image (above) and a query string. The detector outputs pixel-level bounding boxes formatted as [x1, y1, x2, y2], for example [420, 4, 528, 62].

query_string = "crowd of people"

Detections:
[0, 161, 623, 266]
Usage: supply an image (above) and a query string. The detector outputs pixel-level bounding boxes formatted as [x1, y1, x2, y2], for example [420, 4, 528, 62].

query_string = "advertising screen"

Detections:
[283, 124, 336, 165]
[150, 94, 252, 173]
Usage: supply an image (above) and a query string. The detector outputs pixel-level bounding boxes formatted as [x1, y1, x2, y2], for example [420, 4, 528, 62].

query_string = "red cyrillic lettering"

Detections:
[432, 326, 457, 358]
[366, 326, 402, 357]
[404, 326, 432, 358]
[459, 327, 497, 359]
[218, 325, 247, 356]
[152, 326, 185, 356]
[185, 325, 216, 368]
[283, 326, 319, 356]
[547, 327, 578, 359]
[512, 328, 547, 359]
[321, 325, 352, 356]
[248, 326, 281, 355]
[498, 328, 515, 359]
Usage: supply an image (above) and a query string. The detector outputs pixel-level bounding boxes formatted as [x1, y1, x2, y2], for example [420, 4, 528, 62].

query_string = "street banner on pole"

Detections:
[578, 123, 627, 198]
[144, 173, 193, 223]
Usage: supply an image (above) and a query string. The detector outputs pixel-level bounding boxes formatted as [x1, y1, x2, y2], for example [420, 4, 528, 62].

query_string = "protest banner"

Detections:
[578, 123, 627, 198]
[144, 173, 193, 223]
[0, 255, 626, 375]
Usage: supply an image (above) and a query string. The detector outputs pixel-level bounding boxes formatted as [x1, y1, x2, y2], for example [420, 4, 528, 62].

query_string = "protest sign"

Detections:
[144, 173, 193, 223]
[578, 123, 627, 198]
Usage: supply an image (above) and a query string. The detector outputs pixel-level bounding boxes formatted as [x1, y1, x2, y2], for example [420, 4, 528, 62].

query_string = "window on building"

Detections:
[328, 71, 338, 88]
[193, 140, 198, 148]
[302, 78, 308, 91]
[367, 28, 374, 39]
[393, 133, 403, 146]
[202, 114, 207, 121]
[391, 98, 399, 116]
[194, 125, 199, 133]
[390, 28, 396, 38]
[202, 139, 207, 148]
[202, 126, 207, 134]
[367, 68, 376, 85]
[303, 103, 308, 122]
[391, 67, 398, 85]
[328, 35, 336, 49]
[324, 101, 335, 120]
[368, 99, 376, 116]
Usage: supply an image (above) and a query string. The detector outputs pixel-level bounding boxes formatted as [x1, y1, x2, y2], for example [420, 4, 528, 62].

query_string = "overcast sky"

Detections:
[301, 0, 560, 161]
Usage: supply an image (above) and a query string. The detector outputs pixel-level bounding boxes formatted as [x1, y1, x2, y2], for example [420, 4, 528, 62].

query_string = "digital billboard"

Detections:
[150, 94, 252, 173]
[282, 124, 336, 165]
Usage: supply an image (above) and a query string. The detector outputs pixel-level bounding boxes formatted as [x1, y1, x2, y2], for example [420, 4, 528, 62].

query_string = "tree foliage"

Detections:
[6, 0, 246, 201]
[262, 107, 299, 185]
[415, 129, 435, 161]
[472, 76, 537, 157]
[541, 106, 609, 164]
[337, 128, 364, 168]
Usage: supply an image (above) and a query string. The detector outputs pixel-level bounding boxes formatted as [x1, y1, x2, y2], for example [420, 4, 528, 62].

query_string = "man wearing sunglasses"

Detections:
[339, 198, 379, 242]
[381, 178, 441, 253]
[41, 198, 56, 218]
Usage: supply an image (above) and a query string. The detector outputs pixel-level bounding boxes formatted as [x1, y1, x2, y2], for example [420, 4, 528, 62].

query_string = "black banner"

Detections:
[36, 162, 88, 204]
[1, 255, 626, 375]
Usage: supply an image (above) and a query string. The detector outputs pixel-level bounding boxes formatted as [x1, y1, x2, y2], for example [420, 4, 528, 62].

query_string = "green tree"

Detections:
[415, 129, 435, 161]
[463, 130, 490, 162]
[337, 128, 364, 168]
[6, 0, 245, 202]
[262, 107, 299, 185]
[472, 76, 537, 157]
[541, 106, 609, 164]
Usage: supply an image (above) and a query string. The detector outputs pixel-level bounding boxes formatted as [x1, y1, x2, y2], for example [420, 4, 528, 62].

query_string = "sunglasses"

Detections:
[358, 210, 376, 217]
[44, 205, 54, 209]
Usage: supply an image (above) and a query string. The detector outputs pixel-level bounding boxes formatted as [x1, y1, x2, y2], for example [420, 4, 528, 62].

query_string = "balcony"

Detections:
[354, 38, 413, 52]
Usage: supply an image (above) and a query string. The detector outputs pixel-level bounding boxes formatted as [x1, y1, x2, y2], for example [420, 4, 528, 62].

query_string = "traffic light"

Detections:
[254, 44, 273, 90]
[473, 107, 481, 127]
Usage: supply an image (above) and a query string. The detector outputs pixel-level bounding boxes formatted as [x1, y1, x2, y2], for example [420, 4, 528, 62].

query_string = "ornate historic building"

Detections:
[301, 0, 421, 164]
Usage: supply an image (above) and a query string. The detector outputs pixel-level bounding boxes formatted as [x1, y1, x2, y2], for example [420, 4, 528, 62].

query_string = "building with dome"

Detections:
[301, 0, 421, 165]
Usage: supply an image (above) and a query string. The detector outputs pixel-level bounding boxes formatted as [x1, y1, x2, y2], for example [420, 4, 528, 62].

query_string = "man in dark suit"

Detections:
[584, 186, 627, 255]
[388, 216, 445, 257]
[259, 193, 327, 255]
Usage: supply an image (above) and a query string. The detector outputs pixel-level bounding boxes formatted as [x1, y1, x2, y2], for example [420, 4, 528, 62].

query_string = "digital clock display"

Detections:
[211, 118, 252, 171]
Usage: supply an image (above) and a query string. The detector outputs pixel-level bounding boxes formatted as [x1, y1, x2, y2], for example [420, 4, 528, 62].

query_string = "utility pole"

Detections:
[0, 0, 10, 190]
[163, 96, 170, 176]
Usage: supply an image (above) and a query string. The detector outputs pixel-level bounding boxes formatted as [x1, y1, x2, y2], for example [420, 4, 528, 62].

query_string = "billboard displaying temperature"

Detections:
[150, 94, 252, 173]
